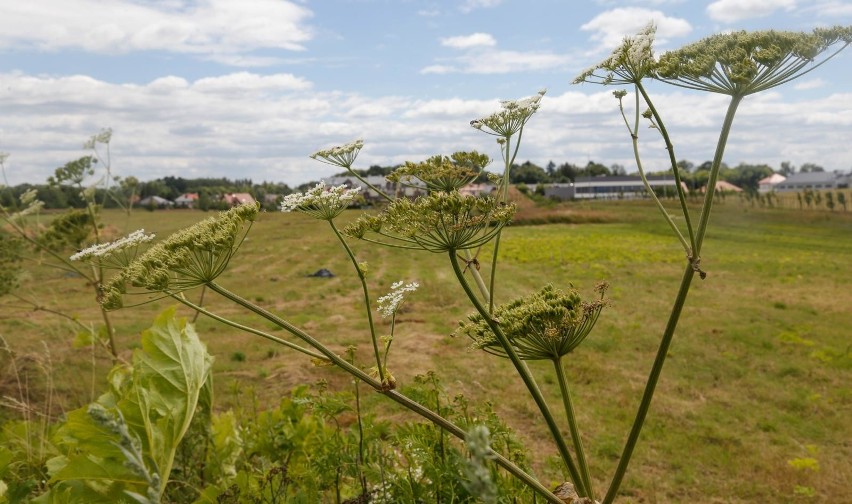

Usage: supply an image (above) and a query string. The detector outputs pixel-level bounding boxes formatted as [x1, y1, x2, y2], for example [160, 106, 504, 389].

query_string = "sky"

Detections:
[1, 0, 851, 187]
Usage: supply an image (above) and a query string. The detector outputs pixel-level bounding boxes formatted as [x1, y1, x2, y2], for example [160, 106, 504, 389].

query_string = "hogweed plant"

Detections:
[0, 132, 139, 362]
[574, 22, 852, 503]
[66, 24, 852, 503]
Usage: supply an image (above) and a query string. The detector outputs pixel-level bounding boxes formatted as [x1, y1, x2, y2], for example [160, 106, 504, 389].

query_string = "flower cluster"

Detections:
[456, 284, 607, 361]
[100, 203, 259, 309]
[70, 229, 156, 267]
[309, 139, 364, 169]
[655, 26, 852, 96]
[387, 151, 490, 193]
[376, 280, 419, 318]
[470, 90, 546, 138]
[280, 182, 362, 220]
[345, 192, 516, 253]
[83, 128, 113, 149]
[573, 22, 657, 86]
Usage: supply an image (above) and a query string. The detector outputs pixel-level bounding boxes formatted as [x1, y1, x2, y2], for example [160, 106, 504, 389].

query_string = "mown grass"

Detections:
[2, 198, 850, 503]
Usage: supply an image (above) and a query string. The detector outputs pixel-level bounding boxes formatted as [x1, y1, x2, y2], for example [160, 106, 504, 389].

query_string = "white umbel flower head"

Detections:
[71, 229, 156, 267]
[377, 280, 419, 318]
[573, 21, 657, 85]
[310, 139, 365, 169]
[470, 89, 546, 138]
[83, 128, 113, 149]
[280, 182, 362, 220]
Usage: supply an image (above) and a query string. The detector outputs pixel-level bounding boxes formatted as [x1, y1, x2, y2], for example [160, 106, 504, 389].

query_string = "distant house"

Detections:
[707, 180, 743, 193]
[758, 174, 786, 193]
[459, 183, 497, 197]
[774, 172, 850, 192]
[543, 175, 688, 201]
[174, 192, 199, 208]
[139, 195, 174, 209]
[222, 192, 256, 206]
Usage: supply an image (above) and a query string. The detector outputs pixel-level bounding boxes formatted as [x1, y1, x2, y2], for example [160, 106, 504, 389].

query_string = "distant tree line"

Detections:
[1, 159, 839, 211]
[1, 174, 293, 210]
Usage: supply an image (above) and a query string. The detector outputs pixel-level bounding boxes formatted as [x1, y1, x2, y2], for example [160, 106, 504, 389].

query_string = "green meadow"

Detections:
[2, 198, 850, 503]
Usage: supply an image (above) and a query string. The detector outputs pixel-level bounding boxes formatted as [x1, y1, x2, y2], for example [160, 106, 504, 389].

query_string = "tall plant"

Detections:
[73, 24, 851, 503]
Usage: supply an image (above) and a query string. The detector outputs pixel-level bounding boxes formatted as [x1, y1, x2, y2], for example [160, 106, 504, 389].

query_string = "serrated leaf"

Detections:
[47, 307, 213, 501]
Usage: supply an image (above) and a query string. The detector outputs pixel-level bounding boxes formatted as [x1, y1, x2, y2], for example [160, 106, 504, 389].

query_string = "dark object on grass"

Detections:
[308, 268, 335, 278]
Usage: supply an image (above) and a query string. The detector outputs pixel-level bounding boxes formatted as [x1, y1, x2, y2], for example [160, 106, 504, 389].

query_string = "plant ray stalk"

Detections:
[635, 83, 697, 254]
[553, 357, 594, 500]
[203, 279, 564, 503]
[617, 89, 689, 253]
[330, 221, 385, 383]
[449, 252, 589, 498]
[603, 95, 743, 504]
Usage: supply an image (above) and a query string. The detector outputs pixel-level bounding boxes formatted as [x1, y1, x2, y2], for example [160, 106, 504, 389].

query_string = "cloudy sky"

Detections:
[1, 0, 850, 187]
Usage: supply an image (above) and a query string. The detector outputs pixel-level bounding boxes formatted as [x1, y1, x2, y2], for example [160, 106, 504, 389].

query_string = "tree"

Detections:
[555, 162, 579, 182]
[610, 163, 627, 176]
[799, 162, 824, 173]
[779, 161, 796, 176]
[510, 161, 550, 184]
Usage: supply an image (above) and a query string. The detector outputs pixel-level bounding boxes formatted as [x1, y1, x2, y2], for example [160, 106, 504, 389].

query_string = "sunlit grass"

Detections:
[2, 199, 850, 502]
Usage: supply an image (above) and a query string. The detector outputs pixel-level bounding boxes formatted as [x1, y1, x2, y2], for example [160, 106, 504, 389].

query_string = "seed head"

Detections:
[655, 26, 852, 96]
[387, 151, 490, 193]
[456, 284, 607, 361]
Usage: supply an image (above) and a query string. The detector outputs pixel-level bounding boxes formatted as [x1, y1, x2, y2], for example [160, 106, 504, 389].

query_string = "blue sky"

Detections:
[1, 0, 850, 187]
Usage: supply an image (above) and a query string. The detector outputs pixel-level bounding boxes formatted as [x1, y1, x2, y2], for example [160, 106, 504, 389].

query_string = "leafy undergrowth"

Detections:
[2, 201, 850, 502]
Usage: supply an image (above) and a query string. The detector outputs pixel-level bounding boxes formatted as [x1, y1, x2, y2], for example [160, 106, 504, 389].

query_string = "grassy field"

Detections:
[2, 198, 850, 503]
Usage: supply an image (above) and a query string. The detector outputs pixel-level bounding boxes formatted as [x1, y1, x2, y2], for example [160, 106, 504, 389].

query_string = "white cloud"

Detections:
[580, 8, 692, 50]
[794, 79, 825, 90]
[459, 0, 502, 13]
[440, 33, 497, 49]
[0, 0, 313, 62]
[706, 0, 796, 23]
[1, 71, 850, 189]
[424, 33, 571, 74]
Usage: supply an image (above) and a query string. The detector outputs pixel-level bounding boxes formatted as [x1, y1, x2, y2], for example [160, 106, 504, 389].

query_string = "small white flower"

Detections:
[376, 280, 419, 318]
[71, 229, 155, 262]
[280, 182, 361, 220]
[83, 128, 113, 149]
[470, 89, 545, 138]
[310, 139, 364, 168]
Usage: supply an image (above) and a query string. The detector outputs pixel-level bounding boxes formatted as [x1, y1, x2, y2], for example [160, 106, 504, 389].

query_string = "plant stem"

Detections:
[204, 280, 563, 503]
[636, 82, 697, 254]
[603, 95, 743, 503]
[619, 87, 689, 253]
[329, 221, 384, 382]
[449, 252, 588, 497]
[553, 358, 594, 501]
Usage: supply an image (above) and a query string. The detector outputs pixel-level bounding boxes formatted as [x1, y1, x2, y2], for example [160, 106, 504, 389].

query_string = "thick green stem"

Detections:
[604, 96, 743, 503]
[694, 96, 744, 256]
[449, 252, 588, 497]
[171, 294, 326, 360]
[553, 358, 594, 501]
[329, 221, 384, 382]
[205, 280, 562, 503]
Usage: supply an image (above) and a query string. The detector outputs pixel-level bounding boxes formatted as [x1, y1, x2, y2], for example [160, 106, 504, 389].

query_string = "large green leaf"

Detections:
[43, 307, 213, 502]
